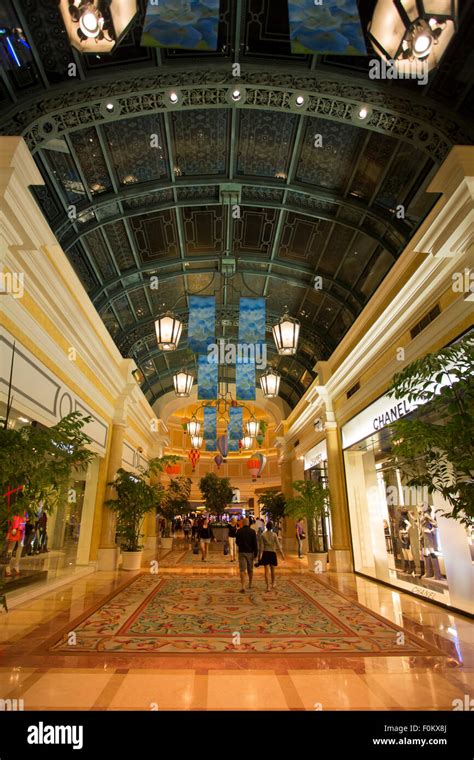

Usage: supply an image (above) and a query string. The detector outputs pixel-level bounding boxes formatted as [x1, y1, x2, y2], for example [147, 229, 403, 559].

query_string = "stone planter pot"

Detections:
[121, 550, 143, 571]
[307, 552, 328, 573]
[211, 526, 229, 542]
[160, 537, 173, 549]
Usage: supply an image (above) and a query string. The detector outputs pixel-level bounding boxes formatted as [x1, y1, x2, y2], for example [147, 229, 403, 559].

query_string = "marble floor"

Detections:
[0, 544, 472, 711]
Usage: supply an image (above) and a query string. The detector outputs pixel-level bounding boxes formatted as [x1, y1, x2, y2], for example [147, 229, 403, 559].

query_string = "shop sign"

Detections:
[342, 392, 417, 448]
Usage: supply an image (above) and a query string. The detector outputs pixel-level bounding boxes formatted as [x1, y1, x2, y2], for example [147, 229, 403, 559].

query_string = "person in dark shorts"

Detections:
[235, 518, 258, 593]
[257, 521, 285, 592]
[197, 516, 214, 561]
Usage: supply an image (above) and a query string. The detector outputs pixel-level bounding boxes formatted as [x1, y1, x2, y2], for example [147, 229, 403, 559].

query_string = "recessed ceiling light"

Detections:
[358, 107, 368, 119]
[106, 102, 114, 112]
[231, 89, 241, 101]
[295, 95, 305, 106]
[169, 92, 179, 104]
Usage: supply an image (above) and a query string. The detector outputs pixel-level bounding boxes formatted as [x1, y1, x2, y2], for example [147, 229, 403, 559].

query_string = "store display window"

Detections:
[342, 395, 473, 614]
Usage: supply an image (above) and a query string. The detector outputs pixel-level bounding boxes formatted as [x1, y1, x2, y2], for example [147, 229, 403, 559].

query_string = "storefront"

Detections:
[342, 392, 473, 615]
[304, 440, 332, 553]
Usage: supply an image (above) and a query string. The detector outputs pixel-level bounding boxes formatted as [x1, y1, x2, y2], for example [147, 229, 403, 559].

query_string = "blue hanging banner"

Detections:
[141, 0, 220, 51]
[288, 0, 366, 55]
[228, 407, 243, 451]
[188, 295, 216, 354]
[198, 355, 218, 400]
[204, 406, 217, 451]
[236, 359, 256, 401]
[238, 298, 266, 347]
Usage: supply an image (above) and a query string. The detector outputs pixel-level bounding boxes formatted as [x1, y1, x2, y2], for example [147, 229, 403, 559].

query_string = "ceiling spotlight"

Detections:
[231, 89, 241, 101]
[106, 102, 114, 112]
[358, 107, 368, 119]
[169, 92, 179, 104]
[295, 95, 305, 106]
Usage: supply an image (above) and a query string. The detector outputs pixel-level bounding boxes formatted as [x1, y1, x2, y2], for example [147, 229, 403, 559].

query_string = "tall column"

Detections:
[144, 471, 161, 551]
[325, 417, 353, 572]
[97, 422, 126, 570]
[279, 444, 297, 550]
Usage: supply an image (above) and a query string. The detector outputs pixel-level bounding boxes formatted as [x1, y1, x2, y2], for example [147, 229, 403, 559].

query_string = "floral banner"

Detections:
[238, 297, 266, 346]
[204, 405, 217, 451]
[288, 0, 366, 55]
[198, 355, 218, 400]
[236, 359, 256, 401]
[141, 0, 220, 51]
[188, 295, 216, 354]
[228, 406, 243, 452]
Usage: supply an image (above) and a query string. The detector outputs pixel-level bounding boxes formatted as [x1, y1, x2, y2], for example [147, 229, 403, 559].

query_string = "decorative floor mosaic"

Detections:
[46, 574, 445, 656]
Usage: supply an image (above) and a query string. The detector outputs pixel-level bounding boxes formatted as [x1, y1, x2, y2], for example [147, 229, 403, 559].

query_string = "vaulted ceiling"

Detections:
[1, 0, 473, 409]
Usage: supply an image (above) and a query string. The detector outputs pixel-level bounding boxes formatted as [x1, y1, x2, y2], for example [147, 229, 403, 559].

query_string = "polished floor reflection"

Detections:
[0, 544, 472, 711]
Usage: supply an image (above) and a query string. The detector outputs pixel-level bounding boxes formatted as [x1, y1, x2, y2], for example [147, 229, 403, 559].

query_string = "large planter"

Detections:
[160, 537, 173, 549]
[121, 550, 143, 571]
[307, 552, 328, 573]
[211, 526, 229, 542]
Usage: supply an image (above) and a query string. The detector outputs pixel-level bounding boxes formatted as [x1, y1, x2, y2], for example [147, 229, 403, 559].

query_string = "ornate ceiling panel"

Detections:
[70, 128, 112, 196]
[171, 109, 229, 176]
[105, 115, 168, 186]
[182, 206, 226, 256]
[234, 208, 278, 257]
[130, 209, 180, 262]
[295, 118, 364, 191]
[237, 110, 297, 178]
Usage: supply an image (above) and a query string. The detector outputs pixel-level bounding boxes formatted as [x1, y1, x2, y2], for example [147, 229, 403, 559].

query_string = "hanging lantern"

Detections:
[186, 415, 201, 437]
[368, 0, 458, 73]
[247, 457, 260, 482]
[260, 368, 281, 398]
[255, 453, 267, 478]
[217, 433, 229, 462]
[214, 454, 223, 469]
[188, 448, 200, 472]
[190, 434, 203, 449]
[241, 434, 253, 451]
[272, 311, 300, 355]
[165, 463, 180, 476]
[173, 368, 194, 397]
[246, 417, 260, 438]
[155, 311, 183, 351]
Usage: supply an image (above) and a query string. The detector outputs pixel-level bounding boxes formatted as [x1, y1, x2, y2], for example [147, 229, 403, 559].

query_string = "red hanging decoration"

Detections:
[188, 448, 200, 472]
[165, 463, 181, 476]
[247, 458, 260, 482]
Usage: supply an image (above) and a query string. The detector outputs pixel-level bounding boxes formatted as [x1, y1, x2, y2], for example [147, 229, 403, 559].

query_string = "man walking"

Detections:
[236, 518, 258, 593]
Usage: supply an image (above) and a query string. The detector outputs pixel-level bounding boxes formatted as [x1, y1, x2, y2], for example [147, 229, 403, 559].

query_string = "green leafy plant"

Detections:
[0, 412, 94, 528]
[159, 476, 192, 537]
[199, 472, 233, 518]
[388, 334, 474, 526]
[105, 468, 162, 552]
[258, 489, 286, 524]
[285, 479, 331, 553]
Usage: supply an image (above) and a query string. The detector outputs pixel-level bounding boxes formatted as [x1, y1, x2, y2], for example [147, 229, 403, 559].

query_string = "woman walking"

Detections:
[258, 522, 285, 592]
[295, 518, 305, 559]
[198, 516, 214, 561]
[228, 517, 238, 562]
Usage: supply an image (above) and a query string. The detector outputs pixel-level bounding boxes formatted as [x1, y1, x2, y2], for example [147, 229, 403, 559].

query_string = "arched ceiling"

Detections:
[1, 0, 473, 410]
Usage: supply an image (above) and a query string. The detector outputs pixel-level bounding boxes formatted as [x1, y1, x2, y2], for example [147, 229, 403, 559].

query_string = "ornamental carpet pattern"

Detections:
[48, 574, 443, 656]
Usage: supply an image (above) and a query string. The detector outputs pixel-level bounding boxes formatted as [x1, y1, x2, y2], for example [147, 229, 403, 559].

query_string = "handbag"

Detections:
[223, 542, 230, 556]
[192, 542, 199, 555]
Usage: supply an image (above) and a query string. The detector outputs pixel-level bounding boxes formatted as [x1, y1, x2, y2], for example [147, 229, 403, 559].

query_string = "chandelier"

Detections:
[173, 369, 194, 398]
[60, 0, 138, 53]
[368, 0, 458, 71]
[272, 310, 300, 356]
[155, 312, 183, 351]
[260, 368, 281, 398]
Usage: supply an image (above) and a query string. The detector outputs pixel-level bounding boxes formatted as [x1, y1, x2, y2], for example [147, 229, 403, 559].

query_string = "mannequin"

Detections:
[4, 510, 27, 577]
[420, 503, 443, 581]
[408, 508, 422, 577]
[398, 508, 415, 574]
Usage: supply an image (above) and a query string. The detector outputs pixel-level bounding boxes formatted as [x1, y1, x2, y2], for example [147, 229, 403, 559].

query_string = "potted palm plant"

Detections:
[105, 468, 161, 570]
[199, 473, 233, 540]
[285, 479, 331, 572]
[159, 476, 192, 548]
